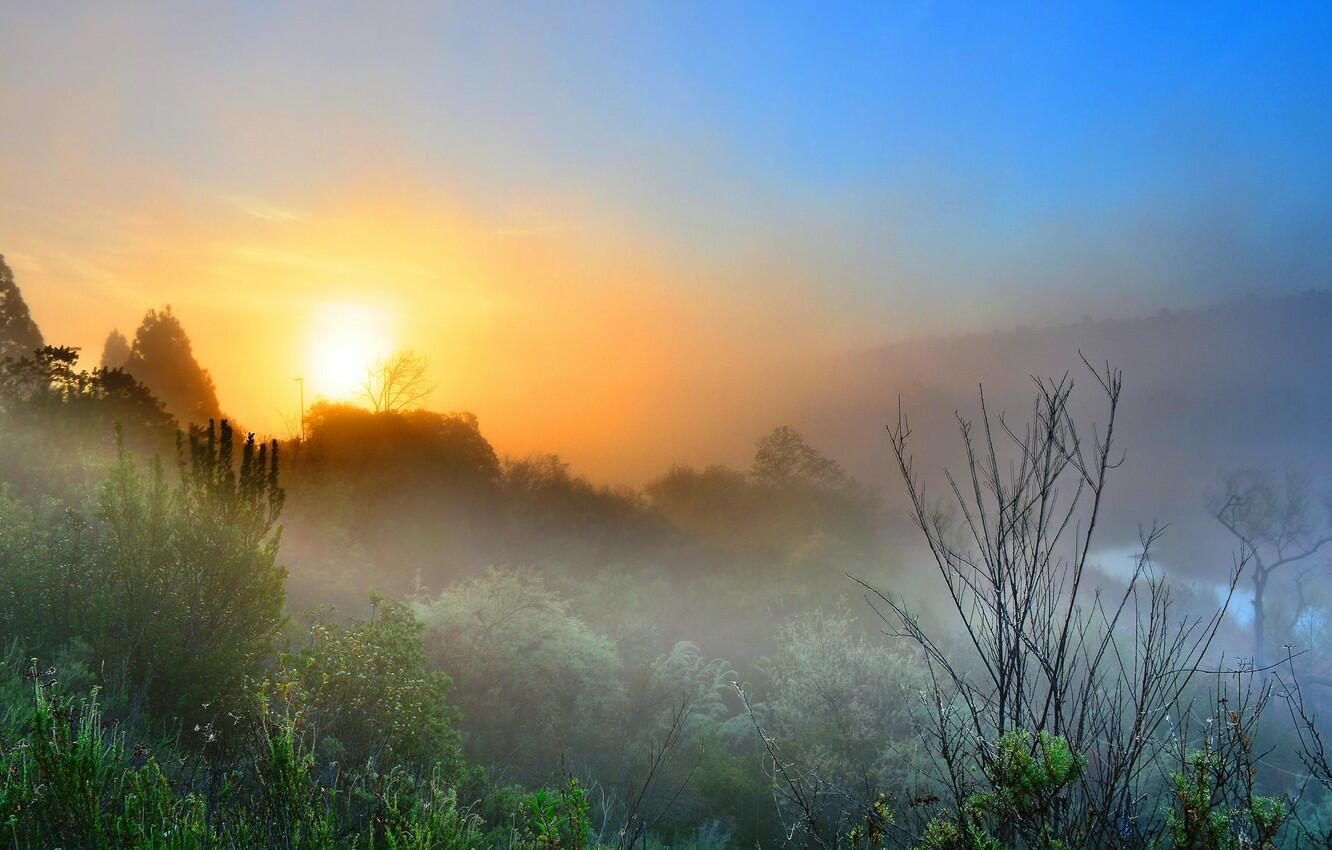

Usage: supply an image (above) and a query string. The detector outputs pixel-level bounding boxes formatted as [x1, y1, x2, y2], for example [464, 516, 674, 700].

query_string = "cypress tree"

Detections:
[100, 329, 131, 369]
[124, 306, 222, 429]
[0, 254, 44, 361]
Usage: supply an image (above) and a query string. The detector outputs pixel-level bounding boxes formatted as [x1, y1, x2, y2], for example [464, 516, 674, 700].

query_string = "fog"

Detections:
[2, 4, 1332, 847]
[3, 263, 1329, 843]
[799, 291, 1332, 575]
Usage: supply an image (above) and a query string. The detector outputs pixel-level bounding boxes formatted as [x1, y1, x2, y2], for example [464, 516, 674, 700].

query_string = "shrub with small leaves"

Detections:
[519, 777, 591, 850]
[272, 596, 462, 775]
[1166, 738, 1289, 850]
[912, 730, 1084, 850]
[846, 793, 895, 850]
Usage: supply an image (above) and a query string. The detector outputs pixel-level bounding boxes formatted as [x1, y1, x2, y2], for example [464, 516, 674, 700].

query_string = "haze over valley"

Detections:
[1, 4, 1330, 849]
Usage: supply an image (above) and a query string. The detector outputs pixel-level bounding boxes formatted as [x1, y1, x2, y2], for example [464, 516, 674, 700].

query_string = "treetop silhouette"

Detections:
[124, 305, 222, 429]
[0, 255, 44, 362]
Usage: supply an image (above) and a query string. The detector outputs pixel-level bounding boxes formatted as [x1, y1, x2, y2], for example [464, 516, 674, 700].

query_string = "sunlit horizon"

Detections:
[2, 3, 1329, 482]
[2, 7, 1332, 846]
[304, 301, 397, 403]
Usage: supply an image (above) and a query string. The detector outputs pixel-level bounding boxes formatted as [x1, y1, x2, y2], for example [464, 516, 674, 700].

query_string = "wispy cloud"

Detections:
[225, 196, 305, 223]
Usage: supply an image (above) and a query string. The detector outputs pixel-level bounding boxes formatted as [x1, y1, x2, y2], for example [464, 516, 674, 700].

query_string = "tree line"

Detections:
[3, 253, 1332, 847]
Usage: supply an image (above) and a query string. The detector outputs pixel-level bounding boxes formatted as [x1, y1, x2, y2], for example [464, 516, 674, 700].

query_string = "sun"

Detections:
[306, 302, 394, 401]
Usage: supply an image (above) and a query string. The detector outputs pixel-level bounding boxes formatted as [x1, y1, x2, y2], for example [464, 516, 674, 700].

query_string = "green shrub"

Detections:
[1166, 739, 1289, 850]
[0, 674, 206, 848]
[911, 731, 1084, 850]
[972, 730, 1085, 827]
[271, 595, 463, 775]
[0, 420, 287, 726]
[376, 772, 483, 850]
[415, 569, 624, 783]
[517, 777, 592, 850]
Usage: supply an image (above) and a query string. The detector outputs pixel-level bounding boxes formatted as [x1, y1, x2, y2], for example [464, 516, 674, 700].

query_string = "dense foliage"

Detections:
[0, 281, 1330, 849]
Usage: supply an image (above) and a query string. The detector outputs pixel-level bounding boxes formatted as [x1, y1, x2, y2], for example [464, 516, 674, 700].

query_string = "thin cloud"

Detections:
[225, 195, 305, 223]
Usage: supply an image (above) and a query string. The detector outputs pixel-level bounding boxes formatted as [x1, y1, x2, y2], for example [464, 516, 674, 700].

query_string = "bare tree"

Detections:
[1280, 655, 1332, 844]
[736, 681, 841, 849]
[1209, 467, 1332, 669]
[360, 348, 433, 413]
[615, 699, 699, 850]
[852, 359, 1237, 848]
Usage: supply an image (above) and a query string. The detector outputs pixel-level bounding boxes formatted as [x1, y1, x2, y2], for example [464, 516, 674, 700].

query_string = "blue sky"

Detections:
[4, 2, 1328, 300]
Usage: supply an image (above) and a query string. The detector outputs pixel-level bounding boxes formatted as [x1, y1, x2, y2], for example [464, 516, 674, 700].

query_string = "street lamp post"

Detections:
[295, 376, 305, 442]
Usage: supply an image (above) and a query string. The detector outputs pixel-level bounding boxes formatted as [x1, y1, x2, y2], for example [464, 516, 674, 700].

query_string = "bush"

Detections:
[517, 778, 592, 850]
[415, 569, 625, 784]
[272, 595, 462, 775]
[0, 666, 497, 850]
[0, 419, 286, 726]
[0, 673, 207, 848]
[94, 420, 287, 721]
[761, 610, 920, 794]
[1166, 734, 1289, 850]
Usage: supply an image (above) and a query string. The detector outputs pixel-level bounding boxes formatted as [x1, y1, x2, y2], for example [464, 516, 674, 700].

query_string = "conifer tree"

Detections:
[100, 328, 131, 369]
[0, 254, 44, 362]
[124, 305, 222, 428]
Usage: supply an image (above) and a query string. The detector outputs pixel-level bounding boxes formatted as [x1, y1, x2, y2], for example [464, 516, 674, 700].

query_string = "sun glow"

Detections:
[306, 302, 394, 401]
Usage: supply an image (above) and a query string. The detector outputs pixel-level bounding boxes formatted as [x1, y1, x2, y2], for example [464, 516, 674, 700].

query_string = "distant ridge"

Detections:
[798, 289, 1332, 577]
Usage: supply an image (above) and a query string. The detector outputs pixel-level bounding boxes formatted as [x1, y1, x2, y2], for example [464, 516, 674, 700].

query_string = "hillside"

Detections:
[798, 290, 1332, 577]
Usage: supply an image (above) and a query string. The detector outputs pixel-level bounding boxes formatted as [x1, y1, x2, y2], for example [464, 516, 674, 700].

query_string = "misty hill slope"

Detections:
[800, 290, 1332, 577]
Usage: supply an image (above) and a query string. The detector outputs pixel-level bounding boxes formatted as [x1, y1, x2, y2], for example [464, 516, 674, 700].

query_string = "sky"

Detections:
[1, 2, 1329, 480]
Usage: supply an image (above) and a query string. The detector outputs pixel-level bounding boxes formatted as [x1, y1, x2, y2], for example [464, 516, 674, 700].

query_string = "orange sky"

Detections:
[4, 5, 1326, 483]
[6, 180, 853, 483]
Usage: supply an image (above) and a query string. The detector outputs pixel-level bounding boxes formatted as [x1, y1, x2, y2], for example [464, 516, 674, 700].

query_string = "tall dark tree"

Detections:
[124, 306, 222, 428]
[751, 425, 847, 488]
[0, 346, 174, 441]
[0, 346, 177, 499]
[100, 328, 131, 369]
[0, 254, 44, 362]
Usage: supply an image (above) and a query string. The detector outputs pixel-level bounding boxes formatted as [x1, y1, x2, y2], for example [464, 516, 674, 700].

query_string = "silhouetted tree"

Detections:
[647, 429, 878, 563]
[751, 425, 847, 489]
[361, 348, 432, 413]
[0, 345, 175, 445]
[100, 328, 131, 369]
[646, 464, 756, 544]
[0, 255, 43, 362]
[285, 403, 504, 593]
[500, 452, 661, 542]
[771, 361, 1239, 849]
[124, 306, 222, 428]
[0, 345, 82, 408]
[300, 403, 500, 484]
[0, 346, 176, 500]
[1210, 467, 1332, 668]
